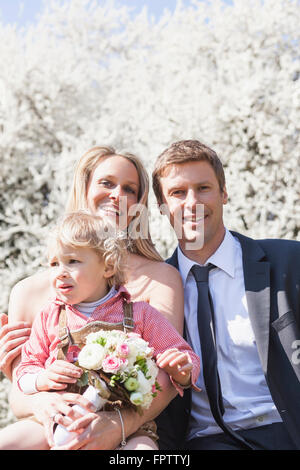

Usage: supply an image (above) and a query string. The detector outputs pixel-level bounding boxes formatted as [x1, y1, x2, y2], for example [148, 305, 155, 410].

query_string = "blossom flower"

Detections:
[136, 370, 152, 395]
[117, 343, 130, 358]
[66, 345, 81, 363]
[2, 0, 299, 426]
[77, 343, 106, 370]
[130, 392, 144, 406]
[102, 355, 123, 373]
[76, 329, 161, 410]
[124, 377, 139, 391]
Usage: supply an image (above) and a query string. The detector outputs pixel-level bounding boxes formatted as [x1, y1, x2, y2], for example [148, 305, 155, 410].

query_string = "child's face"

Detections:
[48, 244, 113, 305]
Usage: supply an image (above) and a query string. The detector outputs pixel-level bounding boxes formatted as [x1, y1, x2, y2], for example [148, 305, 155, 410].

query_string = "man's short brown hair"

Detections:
[152, 140, 226, 204]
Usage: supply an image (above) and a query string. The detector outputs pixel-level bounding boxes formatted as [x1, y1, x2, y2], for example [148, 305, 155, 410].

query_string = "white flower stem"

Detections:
[53, 385, 107, 447]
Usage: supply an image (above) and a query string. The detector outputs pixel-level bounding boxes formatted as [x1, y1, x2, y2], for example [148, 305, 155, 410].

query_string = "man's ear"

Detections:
[222, 186, 228, 205]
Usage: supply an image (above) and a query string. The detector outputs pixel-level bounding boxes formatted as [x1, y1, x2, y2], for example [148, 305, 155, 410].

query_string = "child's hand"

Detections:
[156, 348, 192, 387]
[36, 360, 83, 391]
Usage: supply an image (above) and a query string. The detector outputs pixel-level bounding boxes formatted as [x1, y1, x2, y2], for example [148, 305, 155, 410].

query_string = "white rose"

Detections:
[127, 336, 149, 354]
[136, 370, 152, 395]
[141, 392, 154, 409]
[85, 331, 106, 344]
[146, 359, 159, 384]
[86, 330, 126, 346]
[130, 391, 144, 406]
[78, 343, 106, 370]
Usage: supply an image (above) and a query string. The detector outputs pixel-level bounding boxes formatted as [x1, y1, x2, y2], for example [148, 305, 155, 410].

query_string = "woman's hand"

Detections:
[51, 410, 122, 450]
[29, 390, 97, 447]
[0, 314, 31, 379]
[51, 368, 177, 450]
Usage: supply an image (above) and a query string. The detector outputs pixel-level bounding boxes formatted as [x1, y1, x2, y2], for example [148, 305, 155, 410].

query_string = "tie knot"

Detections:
[191, 264, 215, 283]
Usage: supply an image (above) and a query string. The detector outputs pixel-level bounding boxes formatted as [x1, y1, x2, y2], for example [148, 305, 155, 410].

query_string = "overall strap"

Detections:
[57, 301, 135, 361]
[123, 302, 134, 333]
[57, 305, 70, 361]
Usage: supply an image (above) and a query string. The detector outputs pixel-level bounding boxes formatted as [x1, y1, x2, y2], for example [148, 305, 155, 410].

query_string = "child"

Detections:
[0, 211, 200, 450]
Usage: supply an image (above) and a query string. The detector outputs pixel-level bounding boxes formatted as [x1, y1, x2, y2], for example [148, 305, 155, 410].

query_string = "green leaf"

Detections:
[77, 370, 89, 387]
[95, 337, 107, 347]
[155, 380, 162, 391]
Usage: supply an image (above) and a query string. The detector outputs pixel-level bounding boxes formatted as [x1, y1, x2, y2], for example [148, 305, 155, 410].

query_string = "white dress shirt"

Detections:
[177, 229, 281, 440]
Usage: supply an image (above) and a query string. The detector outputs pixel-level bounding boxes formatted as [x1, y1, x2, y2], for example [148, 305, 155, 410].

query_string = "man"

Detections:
[153, 140, 300, 450]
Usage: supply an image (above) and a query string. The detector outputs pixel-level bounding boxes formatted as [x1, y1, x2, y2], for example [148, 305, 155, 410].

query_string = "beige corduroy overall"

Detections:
[56, 301, 158, 444]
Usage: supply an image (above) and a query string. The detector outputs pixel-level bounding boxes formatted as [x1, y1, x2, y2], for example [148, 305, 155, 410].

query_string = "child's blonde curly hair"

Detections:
[47, 211, 128, 288]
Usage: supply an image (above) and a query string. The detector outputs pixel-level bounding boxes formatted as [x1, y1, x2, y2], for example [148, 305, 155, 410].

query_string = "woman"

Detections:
[0, 146, 184, 450]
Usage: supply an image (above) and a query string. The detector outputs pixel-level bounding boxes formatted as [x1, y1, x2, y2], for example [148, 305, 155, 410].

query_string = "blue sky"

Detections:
[0, 0, 192, 27]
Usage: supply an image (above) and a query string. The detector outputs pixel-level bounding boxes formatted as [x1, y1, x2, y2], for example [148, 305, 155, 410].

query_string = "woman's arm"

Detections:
[7, 273, 92, 436]
[0, 270, 52, 380]
[147, 263, 184, 334]
[9, 377, 97, 445]
[52, 369, 177, 450]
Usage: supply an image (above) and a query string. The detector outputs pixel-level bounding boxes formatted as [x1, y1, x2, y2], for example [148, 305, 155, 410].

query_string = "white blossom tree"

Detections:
[0, 0, 299, 426]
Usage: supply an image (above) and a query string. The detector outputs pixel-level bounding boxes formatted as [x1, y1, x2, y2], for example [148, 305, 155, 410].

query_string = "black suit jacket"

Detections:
[157, 231, 300, 449]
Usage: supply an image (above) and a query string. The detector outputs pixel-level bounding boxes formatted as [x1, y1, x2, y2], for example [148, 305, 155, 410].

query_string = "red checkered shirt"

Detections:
[16, 286, 200, 395]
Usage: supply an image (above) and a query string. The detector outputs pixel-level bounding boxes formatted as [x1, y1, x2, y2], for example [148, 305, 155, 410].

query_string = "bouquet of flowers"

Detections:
[77, 329, 161, 411]
[53, 329, 161, 446]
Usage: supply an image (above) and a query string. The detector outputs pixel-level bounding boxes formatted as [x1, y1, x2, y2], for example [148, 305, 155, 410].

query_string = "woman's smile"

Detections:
[86, 155, 139, 228]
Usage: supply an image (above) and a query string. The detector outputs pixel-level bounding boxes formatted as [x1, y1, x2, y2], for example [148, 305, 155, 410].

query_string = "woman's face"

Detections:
[86, 155, 140, 229]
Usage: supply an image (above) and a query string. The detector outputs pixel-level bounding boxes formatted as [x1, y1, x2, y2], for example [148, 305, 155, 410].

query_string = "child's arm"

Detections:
[136, 301, 201, 395]
[156, 348, 192, 387]
[16, 304, 82, 394]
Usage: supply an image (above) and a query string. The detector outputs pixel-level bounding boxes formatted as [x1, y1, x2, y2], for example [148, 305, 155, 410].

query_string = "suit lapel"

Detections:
[166, 249, 179, 270]
[231, 231, 271, 374]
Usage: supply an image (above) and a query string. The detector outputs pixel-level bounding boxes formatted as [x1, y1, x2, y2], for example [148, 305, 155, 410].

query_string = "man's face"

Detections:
[159, 160, 228, 253]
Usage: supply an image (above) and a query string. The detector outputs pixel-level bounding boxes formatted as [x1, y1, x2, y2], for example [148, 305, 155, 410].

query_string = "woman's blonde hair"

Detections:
[66, 146, 162, 262]
[47, 211, 127, 288]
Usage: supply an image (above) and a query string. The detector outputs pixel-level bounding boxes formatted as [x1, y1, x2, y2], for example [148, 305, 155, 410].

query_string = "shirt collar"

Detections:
[177, 228, 237, 286]
[53, 284, 131, 307]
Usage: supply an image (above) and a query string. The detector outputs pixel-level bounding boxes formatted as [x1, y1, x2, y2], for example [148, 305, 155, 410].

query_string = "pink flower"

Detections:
[102, 355, 123, 373]
[117, 343, 129, 358]
[121, 357, 128, 368]
[127, 332, 141, 339]
[66, 345, 81, 363]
